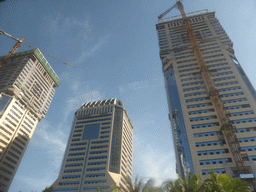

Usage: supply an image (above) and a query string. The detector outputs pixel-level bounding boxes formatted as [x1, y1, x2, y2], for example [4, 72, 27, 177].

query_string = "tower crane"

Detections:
[158, 0, 251, 177]
[0, 30, 75, 68]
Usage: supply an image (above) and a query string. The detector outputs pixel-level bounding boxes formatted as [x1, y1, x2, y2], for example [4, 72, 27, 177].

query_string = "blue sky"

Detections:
[0, 0, 255, 191]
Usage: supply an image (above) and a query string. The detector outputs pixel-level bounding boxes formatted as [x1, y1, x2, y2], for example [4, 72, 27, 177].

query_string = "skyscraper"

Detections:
[51, 98, 133, 192]
[156, 9, 256, 180]
[0, 49, 59, 191]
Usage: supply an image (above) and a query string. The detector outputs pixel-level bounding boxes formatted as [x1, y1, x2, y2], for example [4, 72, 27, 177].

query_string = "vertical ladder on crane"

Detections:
[175, 1, 249, 174]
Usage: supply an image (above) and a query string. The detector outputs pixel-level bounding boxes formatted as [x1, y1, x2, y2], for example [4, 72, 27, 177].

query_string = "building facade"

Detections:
[0, 49, 59, 191]
[51, 98, 133, 192]
[156, 10, 256, 180]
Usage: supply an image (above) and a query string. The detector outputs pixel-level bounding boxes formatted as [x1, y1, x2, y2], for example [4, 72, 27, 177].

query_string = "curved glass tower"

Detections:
[156, 10, 256, 180]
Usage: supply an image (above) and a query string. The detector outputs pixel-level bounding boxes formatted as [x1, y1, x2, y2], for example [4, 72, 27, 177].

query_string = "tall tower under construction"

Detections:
[0, 49, 59, 191]
[51, 98, 133, 192]
[156, 9, 256, 180]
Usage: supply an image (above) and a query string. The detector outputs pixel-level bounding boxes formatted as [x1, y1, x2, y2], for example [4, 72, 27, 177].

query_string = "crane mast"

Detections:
[176, 1, 248, 174]
[160, 1, 249, 174]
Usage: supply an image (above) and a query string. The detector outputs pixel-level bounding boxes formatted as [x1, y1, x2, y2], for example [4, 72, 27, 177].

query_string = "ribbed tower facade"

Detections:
[0, 49, 59, 191]
[51, 98, 133, 192]
[156, 10, 256, 180]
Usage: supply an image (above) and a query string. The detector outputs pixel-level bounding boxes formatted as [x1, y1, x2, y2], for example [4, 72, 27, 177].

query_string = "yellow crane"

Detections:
[158, 0, 249, 175]
[0, 30, 75, 68]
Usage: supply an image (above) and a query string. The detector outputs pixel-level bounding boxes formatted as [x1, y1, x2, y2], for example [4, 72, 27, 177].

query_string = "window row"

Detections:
[180, 72, 199, 78]
[198, 149, 228, 156]
[215, 81, 238, 87]
[66, 158, 84, 162]
[205, 58, 226, 64]
[182, 81, 203, 87]
[192, 122, 219, 129]
[177, 59, 197, 64]
[236, 127, 256, 133]
[178, 63, 197, 69]
[184, 91, 207, 98]
[91, 145, 108, 150]
[88, 161, 106, 166]
[70, 142, 87, 147]
[77, 114, 112, 121]
[87, 167, 106, 172]
[84, 180, 107, 184]
[91, 140, 109, 144]
[183, 86, 205, 92]
[85, 173, 105, 178]
[68, 152, 85, 157]
[196, 141, 223, 147]
[190, 116, 216, 122]
[241, 146, 256, 152]
[202, 169, 225, 175]
[76, 118, 112, 124]
[218, 86, 240, 93]
[238, 137, 256, 143]
[211, 71, 233, 77]
[230, 111, 254, 117]
[77, 107, 113, 116]
[203, 54, 223, 60]
[90, 150, 107, 155]
[189, 109, 213, 115]
[89, 156, 107, 160]
[187, 102, 211, 109]
[176, 55, 194, 61]
[201, 46, 220, 52]
[65, 163, 83, 168]
[62, 175, 81, 179]
[222, 92, 244, 98]
[186, 97, 208, 103]
[222, 98, 247, 104]
[212, 76, 235, 82]
[194, 131, 217, 138]
[58, 181, 79, 186]
[63, 169, 82, 173]
[181, 77, 202, 82]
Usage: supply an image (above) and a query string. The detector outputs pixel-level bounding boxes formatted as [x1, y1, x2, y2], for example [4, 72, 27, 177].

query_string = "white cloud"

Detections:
[64, 89, 103, 119]
[14, 173, 56, 190]
[119, 78, 164, 93]
[32, 120, 67, 167]
[133, 134, 177, 186]
[76, 34, 110, 64]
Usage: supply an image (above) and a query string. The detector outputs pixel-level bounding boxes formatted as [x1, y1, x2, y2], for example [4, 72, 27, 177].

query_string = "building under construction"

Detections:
[0, 49, 59, 191]
[156, 2, 256, 183]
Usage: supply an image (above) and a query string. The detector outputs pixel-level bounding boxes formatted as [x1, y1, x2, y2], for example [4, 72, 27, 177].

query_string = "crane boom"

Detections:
[0, 30, 75, 68]
[0, 30, 25, 68]
[158, 3, 178, 20]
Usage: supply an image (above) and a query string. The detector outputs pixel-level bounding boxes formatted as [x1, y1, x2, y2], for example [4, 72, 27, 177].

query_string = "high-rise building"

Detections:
[0, 49, 59, 191]
[51, 98, 133, 192]
[156, 10, 256, 180]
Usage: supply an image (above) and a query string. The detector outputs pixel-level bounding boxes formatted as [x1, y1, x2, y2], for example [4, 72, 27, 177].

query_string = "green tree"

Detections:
[162, 179, 180, 192]
[110, 185, 122, 192]
[202, 171, 224, 192]
[110, 176, 155, 192]
[42, 187, 53, 192]
[219, 174, 251, 192]
[177, 172, 204, 192]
